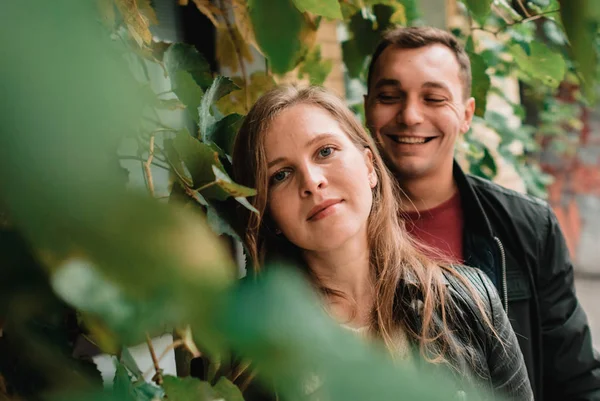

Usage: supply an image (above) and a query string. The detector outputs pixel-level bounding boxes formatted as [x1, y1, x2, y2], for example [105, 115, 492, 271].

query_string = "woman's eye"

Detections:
[271, 170, 290, 184]
[318, 146, 334, 158]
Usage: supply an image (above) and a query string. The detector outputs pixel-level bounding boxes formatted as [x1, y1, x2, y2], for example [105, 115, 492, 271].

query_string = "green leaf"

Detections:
[132, 381, 165, 401]
[199, 76, 240, 142]
[51, 259, 177, 344]
[559, 0, 600, 99]
[462, 0, 492, 25]
[162, 375, 218, 401]
[216, 25, 254, 75]
[120, 348, 143, 379]
[186, 189, 242, 240]
[172, 70, 204, 123]
[214, 377, 245, 401]
[207, 204, 242, 240]
[212, 166, 259, 214]
[205, 113, 244, 157]
[212, 166, 257, 198]
[164, 137, 193, 188]
[113, 362, 136, 401]
[291, 0, 342, 19]
[298, 45, 333, 85]
[342, 40, 367, 79]
[172, 128, 223, 188]
[248, 0, 304, 73]
[469, 146, 497, 180]
[468, 52, 490, 117]
[156, 98, 185, 111]
[465, 36, 475, 53]
[348, 10, 381, 56]
[51, 260, 136, 329]
[340, 2, 361, 19]
[164, 43, 214, 91]
[509, 42, 566, 88]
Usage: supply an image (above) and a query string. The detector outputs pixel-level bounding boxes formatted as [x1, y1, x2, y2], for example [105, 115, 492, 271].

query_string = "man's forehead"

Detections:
[371, 45, 463, 90]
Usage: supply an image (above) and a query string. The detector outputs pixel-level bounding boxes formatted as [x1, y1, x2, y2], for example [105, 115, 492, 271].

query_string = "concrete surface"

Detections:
[575, 276, 600, 350]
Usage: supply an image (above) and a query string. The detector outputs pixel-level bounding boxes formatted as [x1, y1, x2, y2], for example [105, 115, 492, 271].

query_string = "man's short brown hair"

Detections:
[367, 26, 472, 99]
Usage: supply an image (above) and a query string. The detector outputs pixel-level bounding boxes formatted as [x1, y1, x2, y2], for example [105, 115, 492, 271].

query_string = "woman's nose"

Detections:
[299, 165, 327, 197]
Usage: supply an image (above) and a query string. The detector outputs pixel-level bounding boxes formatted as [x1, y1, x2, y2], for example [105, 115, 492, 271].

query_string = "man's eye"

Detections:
[425, 97, 445, 103]
[378, 94, 399, 103]
[271, 170, 290, 184]
[318, 146, 334, 158]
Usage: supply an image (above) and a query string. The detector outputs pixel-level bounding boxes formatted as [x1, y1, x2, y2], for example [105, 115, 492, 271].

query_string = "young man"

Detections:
[364, 26, 600, 401]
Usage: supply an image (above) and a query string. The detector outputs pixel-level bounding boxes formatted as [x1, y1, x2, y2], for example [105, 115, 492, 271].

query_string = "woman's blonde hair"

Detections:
[232, 85, 488, 368]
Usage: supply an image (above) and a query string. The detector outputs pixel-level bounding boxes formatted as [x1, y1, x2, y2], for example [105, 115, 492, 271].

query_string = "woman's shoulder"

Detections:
[443, 265, 501, 328]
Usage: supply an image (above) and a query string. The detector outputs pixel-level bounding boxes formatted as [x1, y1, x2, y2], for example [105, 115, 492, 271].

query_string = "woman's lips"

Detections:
[307, 199, 343, 221]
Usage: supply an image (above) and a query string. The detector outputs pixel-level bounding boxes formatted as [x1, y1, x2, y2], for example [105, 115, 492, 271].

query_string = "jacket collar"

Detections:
[452, 160, 495, 240]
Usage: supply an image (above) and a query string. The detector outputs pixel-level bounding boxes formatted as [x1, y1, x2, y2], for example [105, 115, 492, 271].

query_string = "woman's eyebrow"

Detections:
[267, 156, 286, 169]
[267, 133, 338, 168]
[304, 132, 337, 149]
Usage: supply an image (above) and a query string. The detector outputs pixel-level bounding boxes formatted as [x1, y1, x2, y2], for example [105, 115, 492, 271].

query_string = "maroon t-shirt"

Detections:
[404, 191, 464, 264]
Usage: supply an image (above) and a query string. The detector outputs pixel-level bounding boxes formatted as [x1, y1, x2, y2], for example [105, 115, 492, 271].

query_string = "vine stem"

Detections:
[516, 0, 531, 18]
[196, 181, 218, 192]
[141, 339, 185, 380]
[146, 333, 163, 385]
[119, 156, 169, 169]
[471, 9, 559, 36]
[218, 0, 250, 112]
[143, 136, 156, 197]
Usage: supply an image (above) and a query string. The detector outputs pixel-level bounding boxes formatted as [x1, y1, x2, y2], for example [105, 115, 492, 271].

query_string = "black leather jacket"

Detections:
[454, 161, 600, 401]
[433, 265, 534, 401]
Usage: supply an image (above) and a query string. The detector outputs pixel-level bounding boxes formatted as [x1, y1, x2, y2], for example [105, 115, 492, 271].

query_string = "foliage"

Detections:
[1, 0, 599, 400]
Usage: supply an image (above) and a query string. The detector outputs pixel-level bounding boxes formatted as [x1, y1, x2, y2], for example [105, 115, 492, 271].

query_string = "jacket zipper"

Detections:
[493, 236, 508, 312]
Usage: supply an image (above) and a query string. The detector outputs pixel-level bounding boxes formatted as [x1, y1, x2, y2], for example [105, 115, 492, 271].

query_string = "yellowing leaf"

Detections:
[298, 45, 333, 85]
[291, 0, 343, 19]
[390, 4, 407, 25]
[216, 26, 254, 74]
[231, 0, 262, 54]
[212, 166, 259, 214]
[115, 0, 153, 45]
[216, 72, 276, 115]
[177, 325, 201, 357]
[192, 0, 222, 28]
[138, 0, 158, 25]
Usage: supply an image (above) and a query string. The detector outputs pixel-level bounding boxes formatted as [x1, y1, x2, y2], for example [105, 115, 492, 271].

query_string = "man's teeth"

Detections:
[392, 136, 427, 144]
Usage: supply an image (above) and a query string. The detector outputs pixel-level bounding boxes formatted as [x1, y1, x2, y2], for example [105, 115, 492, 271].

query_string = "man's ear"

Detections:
[460, 97, 476, 135]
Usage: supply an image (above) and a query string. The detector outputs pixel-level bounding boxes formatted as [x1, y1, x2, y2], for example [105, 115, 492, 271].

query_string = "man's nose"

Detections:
[397, 98, 424, 126]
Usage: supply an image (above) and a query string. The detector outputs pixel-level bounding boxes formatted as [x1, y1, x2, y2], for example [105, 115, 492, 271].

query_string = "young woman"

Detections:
[232, 85, 533, 400]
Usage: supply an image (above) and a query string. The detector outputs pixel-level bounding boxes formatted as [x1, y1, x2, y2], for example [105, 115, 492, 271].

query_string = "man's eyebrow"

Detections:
[266, 133, 337, 169]
[373, 78, 401, 90]
[422, 81, 451, 92]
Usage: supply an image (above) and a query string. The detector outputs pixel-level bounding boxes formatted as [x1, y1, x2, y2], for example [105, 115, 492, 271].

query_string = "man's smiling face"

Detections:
[365, 44, 475, 180]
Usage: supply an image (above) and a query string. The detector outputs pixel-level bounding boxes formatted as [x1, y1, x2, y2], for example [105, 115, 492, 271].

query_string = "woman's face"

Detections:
[263, 103, 377, 252]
